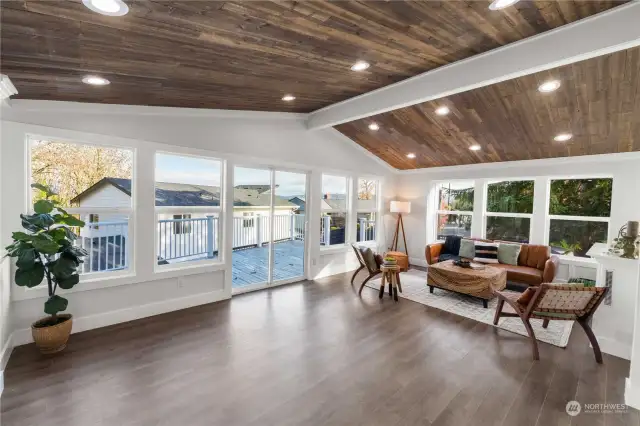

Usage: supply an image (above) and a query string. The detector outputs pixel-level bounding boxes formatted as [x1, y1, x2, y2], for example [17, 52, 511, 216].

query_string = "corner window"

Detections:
[356, 178, 378, 243]
[485, 180, 533, 243]
[29, 138, 133, 275]
[321, 174, 349, 246]
[547, 178, 612, 257]
[155, 153, 222, 267]
[435, 181, 474, 239]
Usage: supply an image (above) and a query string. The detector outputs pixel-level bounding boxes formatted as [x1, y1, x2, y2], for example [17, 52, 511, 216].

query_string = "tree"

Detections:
[31, 140, 132, 206]
[358, 179, 376, 200]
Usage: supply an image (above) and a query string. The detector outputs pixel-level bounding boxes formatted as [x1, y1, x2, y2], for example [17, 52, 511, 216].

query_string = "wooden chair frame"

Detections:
[351, 244, 381, 295]
[493, 284, 609, 362]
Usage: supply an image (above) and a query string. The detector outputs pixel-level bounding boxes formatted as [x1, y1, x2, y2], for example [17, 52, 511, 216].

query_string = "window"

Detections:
[356, 178, 378, 242]
[172, 214, 192, 234]
[29, 138, 133, 275]
[435, 181, 474, 239]
[547, 178, 612, 257]
[485, 180, 534, 243]
[242, 212, 255, 228]
[321, 174, 349, 246]
[155, 153, 222, 266]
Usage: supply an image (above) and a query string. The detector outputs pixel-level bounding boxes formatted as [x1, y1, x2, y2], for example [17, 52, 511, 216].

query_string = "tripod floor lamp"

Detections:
[389, 201, 411, 255]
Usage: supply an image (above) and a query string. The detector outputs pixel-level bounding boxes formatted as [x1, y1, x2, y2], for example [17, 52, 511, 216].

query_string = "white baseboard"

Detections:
[409, 257, 428, 268]
[0, 332, 14, 397]
[597, 336, 631, 360]
[11, 289, 229, 347]
[626, 378, 640, 410]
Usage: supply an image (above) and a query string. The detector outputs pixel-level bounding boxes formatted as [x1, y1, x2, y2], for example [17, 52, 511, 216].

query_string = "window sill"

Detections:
[12, 262, 227, 302]
[553, 255, 598, 267]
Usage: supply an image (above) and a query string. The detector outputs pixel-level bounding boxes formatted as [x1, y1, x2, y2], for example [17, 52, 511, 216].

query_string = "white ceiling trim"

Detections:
[307, 2, 640, 130]
[3, 100, 307, 120]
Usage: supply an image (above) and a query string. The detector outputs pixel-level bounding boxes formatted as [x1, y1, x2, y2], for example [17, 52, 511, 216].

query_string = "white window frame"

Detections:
[355, 177, 380, 244]
[545, 176, 612, 256]
[434, 180, 474, 241]
[26, 135, 135, 281]
[320, 174, 350, 248]
[154, 151, 224, 271]
[484, 179, 535, 243]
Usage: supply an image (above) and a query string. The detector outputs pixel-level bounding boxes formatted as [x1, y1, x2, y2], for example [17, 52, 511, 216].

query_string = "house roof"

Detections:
[70, 178, 297, 209]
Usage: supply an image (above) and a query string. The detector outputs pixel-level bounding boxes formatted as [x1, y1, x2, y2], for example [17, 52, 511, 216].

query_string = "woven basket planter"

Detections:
[31, 314, 73, 354]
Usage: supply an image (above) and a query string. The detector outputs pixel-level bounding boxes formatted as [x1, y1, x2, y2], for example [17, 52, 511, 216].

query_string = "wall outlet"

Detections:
[312, 258, 317, 266]
[177, 278, 184, 288]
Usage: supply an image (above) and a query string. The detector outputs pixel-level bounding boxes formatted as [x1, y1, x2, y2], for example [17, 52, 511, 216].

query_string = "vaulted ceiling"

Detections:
[0, 0, 627, 112]
[335, 47, 640, 169]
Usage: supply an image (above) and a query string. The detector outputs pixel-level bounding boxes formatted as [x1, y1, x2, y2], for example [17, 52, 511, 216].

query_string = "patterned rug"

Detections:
[367, 269, 574, 348]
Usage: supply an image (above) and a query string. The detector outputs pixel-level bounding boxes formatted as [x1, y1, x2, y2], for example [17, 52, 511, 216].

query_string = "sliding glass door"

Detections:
[232, 166, 307, 293]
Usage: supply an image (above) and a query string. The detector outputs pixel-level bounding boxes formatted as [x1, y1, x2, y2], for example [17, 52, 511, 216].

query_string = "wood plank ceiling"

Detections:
[0, 0, 627, 112]
[335, 47, 640, 169]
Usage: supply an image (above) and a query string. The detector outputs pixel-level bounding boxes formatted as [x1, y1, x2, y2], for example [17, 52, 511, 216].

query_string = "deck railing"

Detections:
[320, 217, 376, 245]
[76, 214, 307, 272]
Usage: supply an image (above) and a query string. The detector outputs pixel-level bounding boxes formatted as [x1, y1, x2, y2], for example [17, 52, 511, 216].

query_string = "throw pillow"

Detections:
[360, 247, 378, 271]
[459, 238, 475, 259]
[473, 242, 499, 263]
[498, 243, 521, 266]
[442, 235, 462, 255]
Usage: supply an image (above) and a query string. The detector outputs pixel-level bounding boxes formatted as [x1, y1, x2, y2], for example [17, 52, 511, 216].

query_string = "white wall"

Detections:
[0, 121, 12, 391]
[395, 155, 640, 269]
[0, 101, 396, 348]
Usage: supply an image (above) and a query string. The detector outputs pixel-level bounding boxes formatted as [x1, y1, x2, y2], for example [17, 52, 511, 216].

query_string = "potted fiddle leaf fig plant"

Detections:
[4, 184, 88, 354]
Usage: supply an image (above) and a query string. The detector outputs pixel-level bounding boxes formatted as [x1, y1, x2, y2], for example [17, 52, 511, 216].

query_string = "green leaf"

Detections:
[58, 216, 85, 227]
[31, 236, 60, 255]
[34, 199, 54, 214]
[56, 274, 79, 290]
[49, 228, 67, 242]
[65, 245, 89, 258]
[16, 249, 38, 270]
[52, 256, 78, 279]
[12, 231, 33, 242]
[21, 213, 55, 230]
[15, 264, 45, 288]
[31, 183, 55, 197]
[44, 295, 68, 315]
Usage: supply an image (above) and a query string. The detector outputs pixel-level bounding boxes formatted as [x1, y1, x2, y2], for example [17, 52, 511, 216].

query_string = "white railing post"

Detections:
[206, 215, 214, 258]
[256, 214, 262, 247]
[359, 218, 366, 242]
[290, 213, 296, 241]
[323, 216, 331, 245]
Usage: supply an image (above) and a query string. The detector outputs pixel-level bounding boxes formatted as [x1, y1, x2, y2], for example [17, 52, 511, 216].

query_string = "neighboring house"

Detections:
[69, 178, 303, 269]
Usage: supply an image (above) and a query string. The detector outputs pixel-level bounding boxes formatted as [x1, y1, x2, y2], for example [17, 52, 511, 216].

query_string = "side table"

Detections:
[379, 265, 402, 301]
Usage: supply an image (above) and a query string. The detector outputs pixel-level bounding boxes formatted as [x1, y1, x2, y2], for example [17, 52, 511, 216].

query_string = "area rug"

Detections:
[367, 269, 573, 348]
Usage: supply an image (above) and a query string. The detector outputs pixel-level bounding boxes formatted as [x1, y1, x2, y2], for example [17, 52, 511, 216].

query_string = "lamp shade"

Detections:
[390, 201, 411, 214]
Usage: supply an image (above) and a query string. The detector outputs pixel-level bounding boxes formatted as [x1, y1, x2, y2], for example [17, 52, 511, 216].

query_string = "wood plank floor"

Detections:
[2, 270, 638, 426]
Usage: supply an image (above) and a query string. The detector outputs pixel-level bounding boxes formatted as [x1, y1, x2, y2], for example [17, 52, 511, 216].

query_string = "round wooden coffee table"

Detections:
[379, 265, 402, 301]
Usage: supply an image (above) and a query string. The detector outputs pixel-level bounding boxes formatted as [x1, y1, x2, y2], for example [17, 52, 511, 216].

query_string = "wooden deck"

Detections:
[232, 240, 304, 288]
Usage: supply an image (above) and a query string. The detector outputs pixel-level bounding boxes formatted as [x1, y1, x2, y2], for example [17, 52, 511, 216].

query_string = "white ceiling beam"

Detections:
[307, 2, 640, 130]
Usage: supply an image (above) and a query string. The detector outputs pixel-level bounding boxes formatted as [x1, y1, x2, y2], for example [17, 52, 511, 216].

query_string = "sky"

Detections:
[156, 153, 346, 197]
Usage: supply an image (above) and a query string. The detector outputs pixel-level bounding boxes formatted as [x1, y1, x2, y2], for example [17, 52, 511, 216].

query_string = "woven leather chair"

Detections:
[493, 283, 608, 362]
[351, 244, 382, 295]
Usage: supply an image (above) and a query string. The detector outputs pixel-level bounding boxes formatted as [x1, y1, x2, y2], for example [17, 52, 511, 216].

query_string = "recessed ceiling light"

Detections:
[488, 0, 520, 10]
[351, 61, 370, 72]
[435, 106, 450, 116]
[469, 144, 481, 151]
[82, 75, 110, 86]
[554, 133, 573, 142]
[82, 0, 129, 16]
[368, 122, 379, 131]
[538, 80, 561, 93]
[406, 153, 416, 159]
[282, 94, 296, 101]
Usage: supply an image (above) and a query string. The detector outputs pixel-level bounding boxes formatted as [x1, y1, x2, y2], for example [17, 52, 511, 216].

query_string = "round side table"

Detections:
[379, 265, 402, 301]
